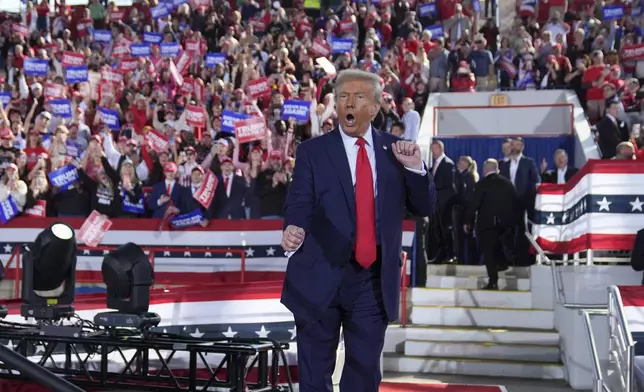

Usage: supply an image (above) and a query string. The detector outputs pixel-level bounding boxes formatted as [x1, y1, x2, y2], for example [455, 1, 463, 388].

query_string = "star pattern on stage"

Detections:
[255, 325, 270, 338]
[597, 197, 611, 212]
[245, 248, 254, 257]
[189, 328, 204, 338]
[546, 213, 555, 225]
[222, 326, 237, 338]
[631, 197, 644, 212]
[288, 326, 297, 340]
[536, 194, 644, 225]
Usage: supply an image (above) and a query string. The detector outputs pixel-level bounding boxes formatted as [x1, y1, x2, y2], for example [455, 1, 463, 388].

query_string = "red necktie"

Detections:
[354, 138, 377, 268]
[166, 183, 171, 196]
[224, 176, 229, 195]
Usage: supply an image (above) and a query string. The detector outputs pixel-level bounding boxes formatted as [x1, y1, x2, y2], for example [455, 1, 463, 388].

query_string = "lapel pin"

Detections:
[383, 145, 387, 150]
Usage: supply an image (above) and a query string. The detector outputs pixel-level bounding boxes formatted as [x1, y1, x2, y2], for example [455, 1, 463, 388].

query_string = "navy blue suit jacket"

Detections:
[147, 181, 189, 218]
[210, 174, 247, 219]
[499, 155, 541, 199]
[280, 129, 436, 324]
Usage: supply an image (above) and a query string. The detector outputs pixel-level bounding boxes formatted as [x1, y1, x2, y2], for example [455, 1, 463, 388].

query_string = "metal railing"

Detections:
[581, 308, 612, 392]
[607, 285, 636, 392]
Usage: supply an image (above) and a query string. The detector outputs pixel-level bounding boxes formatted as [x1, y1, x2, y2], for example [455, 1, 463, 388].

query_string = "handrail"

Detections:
[400, 251, 408, 328]
[609, 286, 635, 349]
[580, 308, 612, 392]
[608, 285, 636, 392]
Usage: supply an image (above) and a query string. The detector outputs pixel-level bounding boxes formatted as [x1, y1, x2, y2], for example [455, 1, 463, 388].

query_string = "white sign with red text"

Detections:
[235, 117, 266, 144]
[78, 210, 113, 248]
[246, 77, 271, 100]
[185, 105, 206, 128]
[147, 129, 169, 153]
[194, 170, 218, 209]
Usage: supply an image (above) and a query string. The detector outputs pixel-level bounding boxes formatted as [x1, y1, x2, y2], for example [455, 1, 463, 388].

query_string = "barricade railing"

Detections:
[400, 251, 409, 328]
[607, 285, 635, 392]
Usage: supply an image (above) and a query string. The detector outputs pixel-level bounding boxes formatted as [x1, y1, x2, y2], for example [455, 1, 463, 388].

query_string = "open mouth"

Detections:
[345, 114, 356, 127]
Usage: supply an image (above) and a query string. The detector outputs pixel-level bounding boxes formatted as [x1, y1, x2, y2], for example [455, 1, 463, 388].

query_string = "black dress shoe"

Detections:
[482, 283, 498, 290]
[498, 265, 509, 272]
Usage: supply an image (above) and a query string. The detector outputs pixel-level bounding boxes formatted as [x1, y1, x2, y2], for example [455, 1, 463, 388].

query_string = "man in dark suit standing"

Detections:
[540, 149, 578, 184]
[500, 137, 540, 266]
[280, 69, 435, 392]
[597, 100, 628, 159]
[211, 158, 247, 219]
[430, 140, 456, 263]
[464, 159, 516, 289]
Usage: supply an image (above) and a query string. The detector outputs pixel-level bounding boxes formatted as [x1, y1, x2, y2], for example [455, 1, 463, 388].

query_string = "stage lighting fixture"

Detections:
[21, 222, 77, 322]
[94, 243, 160, 330]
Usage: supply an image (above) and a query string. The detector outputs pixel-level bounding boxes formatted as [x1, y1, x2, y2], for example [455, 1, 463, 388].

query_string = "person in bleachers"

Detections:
[540, 149, 578, 184]
[212, 157, 247, 220]
[614, 141, 636, 160]
[464, 159, 516, 290]
[254, 150, 289, 219]
[452, 156, 479, 265]
[500, 137, 540, 266]
[0, 163, 28, 211]
[74, 153, 122, 218]
[597, 99, 630, 159]
[148, 162, 187, 219]
[430, 140, 457, 264]
[390, 121, 405, 138]
[183, 166, 211, 227]
[372, 93, 400, 133]
[401, 98, 421, 142]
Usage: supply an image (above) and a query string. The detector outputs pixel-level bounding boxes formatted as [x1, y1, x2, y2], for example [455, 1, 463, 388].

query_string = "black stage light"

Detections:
[21, 222, 77, 321]
[94, 243, 160, 330]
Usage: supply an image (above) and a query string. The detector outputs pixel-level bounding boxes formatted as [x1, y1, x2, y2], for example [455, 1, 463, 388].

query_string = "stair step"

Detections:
[410, 306, 554, 330]
[404, 340, 561, 363]
[410, 287, 532, 309]
[427, 265, 531, 278]
[425, 276, 530, 291]
[383, 353, 565, 379]
[391, 324, 559, 345]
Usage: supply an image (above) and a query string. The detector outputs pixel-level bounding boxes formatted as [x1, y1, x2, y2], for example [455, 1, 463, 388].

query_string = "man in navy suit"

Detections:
[280, 70, 436, 392]
[499, 137, 541, 265]
[147, 162, 189, 218]
[211, 158, 247, 219]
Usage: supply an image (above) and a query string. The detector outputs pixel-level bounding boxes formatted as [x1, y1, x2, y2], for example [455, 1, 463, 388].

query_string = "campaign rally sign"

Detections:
[122, 191, 145, 215]
[425, 24, 444, 38]
[44, 82, 64, 99]
[246, 77, 271, 100]
[235, 117, 266, 144]
[472, 0, 481, 13]
[49, 99, 73, 118]
[222, 110, 249, 133]
[0, 92, 10, 106]
[111, 43, 130, 59]
[185, 105, 206, 127]
[419, 3, 436, 17]
[24, 58, 49, 77]
[98, 107, 121, 130]
[65, 65, 89, 83]
[168, 60, 184, 86]
[130, 44, 151, 57]
[147, 129, 170, 153]
[12, 23, 28, 37]
[161, 42, 181, 57]
[151, 4, 170, 19]
[603, 4, 625, 20]
[331, 38, 354, 54]
[282, 100, 310, 123]
[62, 52, 85, 67]
[23, 200, 47, 218]
[119, 57, 139, 73]
[0, 196, 19, 224]
[101, 67, 123, 84]
[78, 210, 113, 247]
[621, 44, 644, 62]
[93, 30, 112, 43]
[48, 164, 79, 191]
[143, 32, 163, 45]
[172, 0, 189, 9]
[170, 209, 205, 229]
[194, 170, 217, 209]
[174, 51, 192, 74]
[205, 53, 226, 68]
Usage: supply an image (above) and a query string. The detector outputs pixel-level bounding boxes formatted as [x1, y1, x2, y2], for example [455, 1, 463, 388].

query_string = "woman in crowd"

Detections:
[75, 148, 121, 218]
[0, 163, 28, 211]
[23, 168, 52, 216]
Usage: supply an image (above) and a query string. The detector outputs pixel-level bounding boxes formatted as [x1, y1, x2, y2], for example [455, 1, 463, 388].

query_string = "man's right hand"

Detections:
[282, 225, 305, 252]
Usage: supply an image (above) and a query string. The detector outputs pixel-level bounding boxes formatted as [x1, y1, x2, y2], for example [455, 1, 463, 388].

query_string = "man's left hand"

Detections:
[392, 140, 422, 170]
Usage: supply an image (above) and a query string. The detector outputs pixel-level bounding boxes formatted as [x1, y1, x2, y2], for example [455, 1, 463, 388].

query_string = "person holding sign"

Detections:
[280, 69, 435, 392]
[0, 163, 28, 212]
[23, 168, 51, 217]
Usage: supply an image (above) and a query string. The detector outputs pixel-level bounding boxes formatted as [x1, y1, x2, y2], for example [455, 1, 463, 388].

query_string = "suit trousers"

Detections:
[294, 258, 388, 392]
[479, 227, 513, 284]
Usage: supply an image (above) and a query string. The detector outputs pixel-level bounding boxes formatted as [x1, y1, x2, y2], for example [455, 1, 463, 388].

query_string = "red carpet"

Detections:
[380, 382, 505, 392]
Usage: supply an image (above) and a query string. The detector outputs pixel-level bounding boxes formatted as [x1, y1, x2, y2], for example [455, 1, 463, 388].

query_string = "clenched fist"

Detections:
[392, 140, 422, 170]
[282, 225, 305, 252]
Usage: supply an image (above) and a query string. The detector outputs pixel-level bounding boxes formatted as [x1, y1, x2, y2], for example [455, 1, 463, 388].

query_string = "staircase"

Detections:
[383, 265, 566, 379]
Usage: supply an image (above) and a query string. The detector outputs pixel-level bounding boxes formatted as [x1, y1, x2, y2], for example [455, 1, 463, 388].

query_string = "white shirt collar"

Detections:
[513, 153, 523, 162]
[339, 125, 374, 150]
[558, 167, 567, 172]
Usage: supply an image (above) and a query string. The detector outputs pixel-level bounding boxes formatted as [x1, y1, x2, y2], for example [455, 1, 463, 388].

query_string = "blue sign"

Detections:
[49, 99, 72, 118]
[603, 4, 624, 20]
[151, 4, 170, 19]
[633, 6, 642, 17]
[222, 110, 249, 133]
[282, 100, 310, 123]
[419, 3, 436, 17]
[160, 42, 180, 57]
[48, 164, 79, 191]
[172, 0, 189, 8]
[24, 58, 49, 77]
[472, 0, 481, 13]
[143, 32, 163, 45]
[205, 53, 226, 68]
[331, 38, 354, 54]
[98, 107, 121, 130]
[0, 92, 10, 106]
[425, 24, 444, 38]
[130, 43, 151, 57]
[122, 190, 145, 214]
[170, 209, 205, 228]
[0, 196, 19, 224]
[66, 142, 79, 158]
[65, 65, 88, 83]
[93, 30, 112, 43]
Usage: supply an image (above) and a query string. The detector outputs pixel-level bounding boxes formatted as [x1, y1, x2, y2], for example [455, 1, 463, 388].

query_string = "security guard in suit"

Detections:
[464, 159, 517, 290]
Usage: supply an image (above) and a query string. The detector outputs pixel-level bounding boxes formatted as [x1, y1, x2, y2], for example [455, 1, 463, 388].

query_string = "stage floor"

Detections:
[381, 373, 581, 392]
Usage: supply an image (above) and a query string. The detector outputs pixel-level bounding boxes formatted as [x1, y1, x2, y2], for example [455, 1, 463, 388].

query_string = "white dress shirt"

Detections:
[432, 154, 446, 176]
[287, 127, 426, 257]
[509, 153, 522, 186]
[222, 174, 233, 197]
[557, 168, 567, 184]
[401, 110, 421, 142]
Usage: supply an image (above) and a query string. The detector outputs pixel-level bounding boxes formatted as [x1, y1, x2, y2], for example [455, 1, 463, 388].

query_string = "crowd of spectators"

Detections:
[0, 0, 643, 231]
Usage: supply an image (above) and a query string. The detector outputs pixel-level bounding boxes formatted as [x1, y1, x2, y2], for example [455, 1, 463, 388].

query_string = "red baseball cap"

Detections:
[164, 162, 178, 173]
